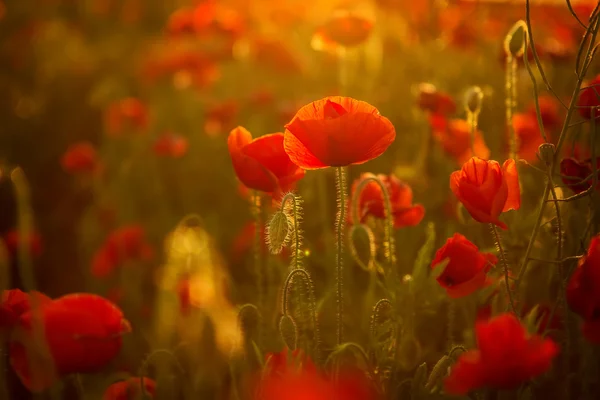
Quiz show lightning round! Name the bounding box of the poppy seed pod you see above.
[464,86,484,114]
[266,211,290,254]
[537,143,555,166]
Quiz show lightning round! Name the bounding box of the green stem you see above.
[280,193,303,271]
[447,300,456,348]
[490,224,518,315]
[335,167,348,345]
[252,192,264,347]
[351,176,395,269]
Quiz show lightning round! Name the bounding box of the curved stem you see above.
[335,167,348,345]
[351,176,396,269]
[280,193,303,271]
[348,224,377,272]
[490,224,518,315]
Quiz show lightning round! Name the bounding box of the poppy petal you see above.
[502,159,521,212]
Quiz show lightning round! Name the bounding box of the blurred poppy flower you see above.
[228,126,305,194]
[432,233,497,298]
[317,10,373,48]
[248,88,275,108]
[10,293,131,392]
[417,84,456,116]
[1,289,52,331]
[265,347,316,377]
[351,173,425,228]
[61,141,98,175]
[450,157,521,229]
[284,97,396,169]
[525,95,561,134]
[429,114,490,164]
[246,37,303,74]
[205,99,239,136]
[577,74,600,120]
[91,225,154,278]
[2,229,43,260]
[143,49,220,90]
[566,235,600,322]
[103,377,156,400]
[153,132,189,158]
[104,98,149,137]
[165,8,196,37]
[444,313,559,394]
[512,113,545,162]
[560,157,600,194]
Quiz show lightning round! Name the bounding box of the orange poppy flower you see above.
[91,225,154,278]
[317,10,373,48]
[450,157,521,229]
[429,114,490,164]
[103,377,156,400]
[512,113,545,162]
[153,132,189,158]
[61,141,98,174]
[432,233,497,298]
[228,127,305,194]
[351,173,425,228]
[283,97,396,169]
[104,98,149,136]
[9,293,131,392]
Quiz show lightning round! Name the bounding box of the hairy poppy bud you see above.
[266,211,290,254]
[504,21,527,58]
[464,86,484,115]
[537,143,555,166]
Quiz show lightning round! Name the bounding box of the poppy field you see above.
[2,0,600,399]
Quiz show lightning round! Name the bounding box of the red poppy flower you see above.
[284,97,396,169]
[228,127,305,194]
[104,98,149,137]
[103,377,156,400]
[581,319,600,344]
[512,113,545,162]
[429,114,490,164]
[91,225,154,278]
[560,157,600,194]
[351,173,425,228]
[444,313,559,394]
[566,235,600,322]
[205,99,239,136]
[165,8,196,37]
[450,157,521,229]
[153,132,189,158]
[416,83,456,116]
[61,141,98,174]
[1,289,52,331]
[317,10,373,48]
[2,229,43,260]
[526,95,561,134]
[142,49,220,89]
[431,233,497,298]
[577,75,600,120]
[10,293,131,392]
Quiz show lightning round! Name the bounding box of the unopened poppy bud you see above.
[537,143,555,166]
[426,355,453,390]
[266,211,290,254]
[504,21,527,58]
[464,86,484,114]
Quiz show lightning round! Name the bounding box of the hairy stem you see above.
[335,167,348,345]
[280,193,304,271]
[490,224,518,315]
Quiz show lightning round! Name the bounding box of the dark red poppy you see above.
[61,141,98,174]
[0,289,52,331]
[450,157,521,229]
[284,97,396,169]
[512,113,545,162]
[566,235,600,322]
[351,173,425,228]
[525,95,562,134]
[577,75,600,120]
[9,293,131,392]
[432,234,497,298]
[103,377,156,400]
[153,132,189,158]
[2,229,43,260]
[316,11,373,48]
[104,98,149,137]
[416,83,456,116]
[560,157,600,194]
[91,225,154,278]
[444,313,559,394]
[429,114,490,164]
[228,127,305,194]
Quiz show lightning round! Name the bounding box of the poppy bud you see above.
[464,86,484,115]
[266,211,290,254]
[503,21,527,59]
[537,143,555,166]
